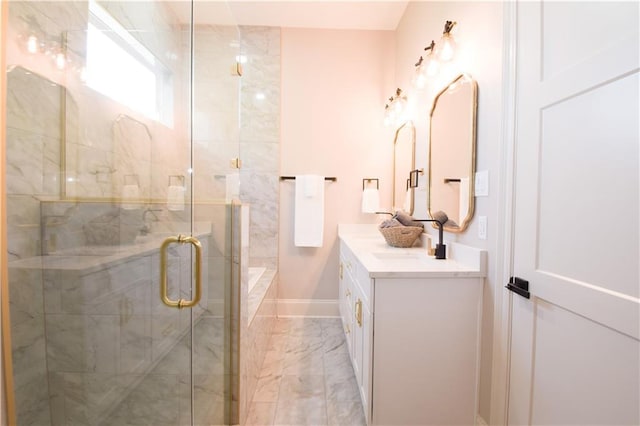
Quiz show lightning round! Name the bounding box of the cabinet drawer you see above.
[340,241,359,279]
[341,242,372,305]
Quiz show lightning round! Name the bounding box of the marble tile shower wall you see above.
[9,201,237,426]
[6,66,64,260]
[191,25,281,271]
[192,25,241,203]
[5,2,201,425]
[6,0,190,261]
[239,26,281,271]
[6,4,280,426]
[9,229,218,425]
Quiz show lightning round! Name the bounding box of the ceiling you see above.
[177,1,409,30]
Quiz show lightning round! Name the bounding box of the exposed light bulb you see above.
[437,33,456,62]
[413,69,427,89]
[55,52,66,70]
[425,55,440,77]
[27,35,38,53]
[393,97,406,116]
[412,40,441,90]
[383,88,410,127]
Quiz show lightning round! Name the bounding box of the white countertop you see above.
[338,224,487,279]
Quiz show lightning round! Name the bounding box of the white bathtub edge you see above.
[276,299,339,318]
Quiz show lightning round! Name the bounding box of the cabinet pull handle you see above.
[355,299,363,327]
[339,262,343,279]
[346,289,351,297]
[345,324,351,334]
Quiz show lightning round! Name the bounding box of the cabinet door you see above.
[360,295,372,424]
[352,292,363,383]
[352,279,373,423]
[338,259,347,326]
[372,278,482,425]
[339,257,354,356]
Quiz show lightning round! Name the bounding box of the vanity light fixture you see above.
[383,103,394,127]
[413,40,440,89]
[384,88,408,127]
[20,29,82,75]
[436,20,457,62]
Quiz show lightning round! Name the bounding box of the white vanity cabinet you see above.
[339,243,373,421]
[338,225,487,426]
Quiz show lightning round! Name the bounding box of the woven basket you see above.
[378,225,423,248]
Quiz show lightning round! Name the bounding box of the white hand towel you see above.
[459,177,470,224]
[294,175,324,247]
[122,184,140,210]
[167,185,185,211]
[361,188,380,213]
[402,188,412,213]
[225,173,240,203]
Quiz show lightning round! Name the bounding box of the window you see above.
[85,1,173,125]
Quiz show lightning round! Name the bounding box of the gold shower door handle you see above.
[160,235,202,309]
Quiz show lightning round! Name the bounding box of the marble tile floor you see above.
[246,317,366,426]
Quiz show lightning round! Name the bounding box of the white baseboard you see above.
[276,299,339,317]
[476,414,488,426]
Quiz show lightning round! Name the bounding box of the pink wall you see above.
[279,27,395,301]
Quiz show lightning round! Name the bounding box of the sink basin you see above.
[372,252,421,260]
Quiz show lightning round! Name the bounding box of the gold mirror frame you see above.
[427,74,478,233]
[392,121,416,215]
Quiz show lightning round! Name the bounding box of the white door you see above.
[507,1,640,425]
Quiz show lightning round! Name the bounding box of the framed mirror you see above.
[393,121,416,214]
[428,74,478,232]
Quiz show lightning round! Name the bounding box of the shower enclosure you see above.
[3,1,244,424]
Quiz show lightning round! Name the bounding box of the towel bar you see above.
[280,176,337,182]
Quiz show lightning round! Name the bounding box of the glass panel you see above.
[4,1,237,425]
[191,3,241,424]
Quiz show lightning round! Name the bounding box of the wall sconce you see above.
[413,40,439,89]
[19,29,84,77]
[436,20,457,62]
[384,88,408,127]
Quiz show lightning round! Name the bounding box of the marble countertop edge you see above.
[338,223,487,279]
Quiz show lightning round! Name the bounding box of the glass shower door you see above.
[4,1,238,425]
